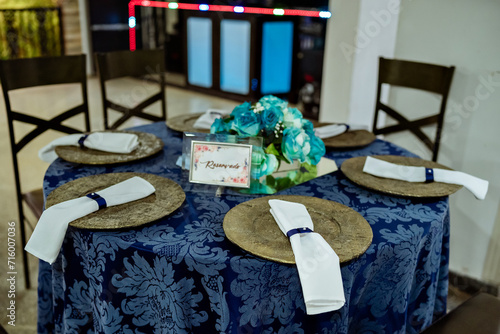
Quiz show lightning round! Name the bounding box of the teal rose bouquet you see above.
[211,95,326,185]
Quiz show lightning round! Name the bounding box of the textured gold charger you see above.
[223,195,373,264]
[55,131,163,165]
[341,155,463,198]
[311,121,376,148]
[322,130,376,148]
[45,172,185,229]
[166,112,211,133]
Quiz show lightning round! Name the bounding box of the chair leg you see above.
[17,204,31,289]
[16,196,32,289]
[20,217,31,289]
[372,109,379,133]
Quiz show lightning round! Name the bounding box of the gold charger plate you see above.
[45,172,185,229]
[55,131,163,165]
[223,195,373,264]
[310,121,376,148]
[341,155,463,198]
[166,112,211,133]
[322,130,376,148]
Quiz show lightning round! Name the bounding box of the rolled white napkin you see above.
[363,156,489,200]
[193,109,230,129]
[314,123,369,139]
[269,199,345,315]
[25,176,155,264]
[39,132,139,163]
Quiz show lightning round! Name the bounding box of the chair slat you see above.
[372,57,455,161]
[95,49,167,130]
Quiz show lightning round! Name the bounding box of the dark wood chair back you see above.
[95,49,167,130]
[372,57,455,161]
[0,54,90,288]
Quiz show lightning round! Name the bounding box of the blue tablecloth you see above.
[38,122,449,333]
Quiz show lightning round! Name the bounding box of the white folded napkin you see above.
[25,176,155,264]
[269,199,345,315]
[363,156,489,200]
[193,109,230,129]
[314,123,368,139]
[39,132,139,163]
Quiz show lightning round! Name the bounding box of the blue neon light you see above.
[261,21,294,94]
[128,16,136,28]
[319,11,331,18]
[187,17,212,88]
[220,20,251,95]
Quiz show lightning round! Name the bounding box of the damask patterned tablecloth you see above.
[38,122,449,334]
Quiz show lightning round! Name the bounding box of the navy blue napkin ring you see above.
[78,134,89,149]
[340,123,350,133]
[86,192,107,210]
[286,227,313,238]
[425,168,434,183]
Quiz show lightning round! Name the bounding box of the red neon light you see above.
[128,1,330,51]
[241,7,275,15]
[131,1,327,17]
[134,1,168,8]
[130,28,136,51]
[128,2,136,51]
[209,5,238,13]
[284,9,321,17]
[176,3,200,10]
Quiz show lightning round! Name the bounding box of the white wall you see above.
[321,0,500,283]
[348,0,400,128]
[319,0,361,123]
[391,0,500,282]
[78,0,93,74]
[321,0,400,127]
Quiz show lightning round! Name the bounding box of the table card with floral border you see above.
[189,141,252,188]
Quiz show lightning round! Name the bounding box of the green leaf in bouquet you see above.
[275,176,293,191]
[265,174,276,187]
[265,143,280,156]
[292,163,318,184]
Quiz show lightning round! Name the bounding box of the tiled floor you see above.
[0,76,472,333]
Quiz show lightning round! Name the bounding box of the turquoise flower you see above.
[261,105,284,133]
[210,118,229,134]
[307,135,326,165]
[257,95,287,110]
[301,119,314,134]
[230,109,262,137]
[251,146,279,178]
[283,107,303,129]
[281,127,311,163]
[230,101,252,117]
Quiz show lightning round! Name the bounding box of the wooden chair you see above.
[0,55,90,289]
[95,49,167,130]
[372,57,455,161]
[421,292,500,334]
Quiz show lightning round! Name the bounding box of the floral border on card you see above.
[189,141,252,188]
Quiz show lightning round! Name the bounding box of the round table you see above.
[38,122,449,334]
